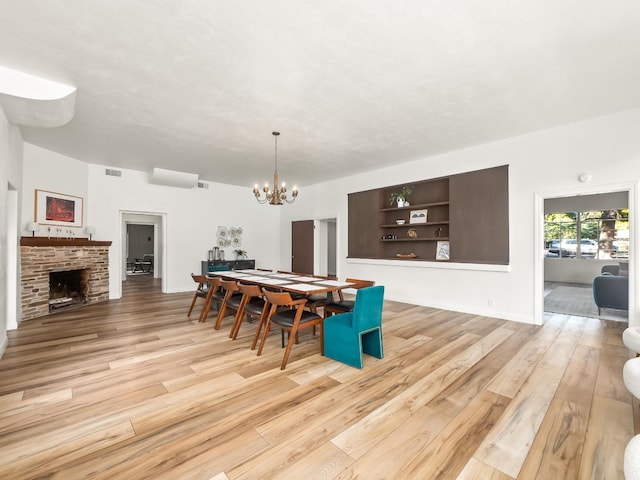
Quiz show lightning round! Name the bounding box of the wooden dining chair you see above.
[187,273,208,318]
[230,283,268,341]
[214,279,243,330]
[199,277,224,323]
[324,278,375,318]
[257,290,323,370]
[277,271,328,316]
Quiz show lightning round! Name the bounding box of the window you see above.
[545,209,628,259]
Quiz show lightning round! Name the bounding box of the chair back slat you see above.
[263,290,296,306]
[238,283,262,297]
[219,279,239,293]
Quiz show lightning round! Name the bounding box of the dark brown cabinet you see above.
[201,259,256,275]
[348,165,508,264]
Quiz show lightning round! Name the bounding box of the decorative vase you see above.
[397,198,404,208]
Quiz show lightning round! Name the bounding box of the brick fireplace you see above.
[20,237,112,320]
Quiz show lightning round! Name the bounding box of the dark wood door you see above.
[292,220,314,274]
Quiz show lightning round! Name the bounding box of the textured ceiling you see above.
[1,0,640,187]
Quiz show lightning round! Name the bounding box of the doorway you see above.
[317,218,337,278]
[536,185,635,326]
[291,218,338,277]
[120,211,166,295]
[126,224,154,275]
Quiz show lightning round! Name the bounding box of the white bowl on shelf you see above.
[396,219,406,225]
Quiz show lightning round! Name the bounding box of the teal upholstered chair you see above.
[323,285,384,368]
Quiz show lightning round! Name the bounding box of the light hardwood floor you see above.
[0,275,636,479]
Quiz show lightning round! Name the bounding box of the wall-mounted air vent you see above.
[197,182,209,189]
[105,168,122,177]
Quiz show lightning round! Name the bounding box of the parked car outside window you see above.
[547,239,598,257]
[579,239,598,256]
[560,239,578,256]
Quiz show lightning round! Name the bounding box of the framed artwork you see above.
[436,241,450,261]
[409,209,428,224]
[34,189,83,227]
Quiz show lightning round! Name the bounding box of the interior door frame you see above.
[119,210,167,295]
[534,181,637,327]
[289,216,339,277]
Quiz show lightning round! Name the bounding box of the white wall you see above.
[20,148,282,299]
[21,143,89,237]
[86,166,281,298]
[279,108,640,325]
[0,106,24,349]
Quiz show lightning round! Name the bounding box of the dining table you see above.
[205,269,355,299]
[205,270,357,360]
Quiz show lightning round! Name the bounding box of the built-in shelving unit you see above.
[347,165,509,264]
[377,176,449,260]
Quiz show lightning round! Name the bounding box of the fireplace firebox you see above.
[49,269,89,311]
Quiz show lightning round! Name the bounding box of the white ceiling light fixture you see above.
[253,132,298,205]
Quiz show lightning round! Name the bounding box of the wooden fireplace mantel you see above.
[20,237,112,247]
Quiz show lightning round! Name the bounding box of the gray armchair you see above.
[601,264,620,275]
[593,274,628,314]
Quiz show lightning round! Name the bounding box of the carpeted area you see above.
[544,284,628,321]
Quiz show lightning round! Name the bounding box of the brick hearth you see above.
[20,237,112,320]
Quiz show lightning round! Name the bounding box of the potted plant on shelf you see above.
[389,185,413,207]
[233,249,247,260]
